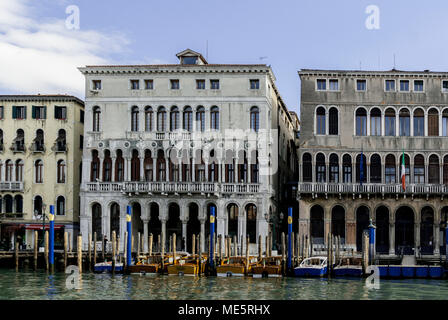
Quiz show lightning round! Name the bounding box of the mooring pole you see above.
[126,205,132,268]
[49,205,55,273]
[287,207,293,272]
[368,219,376,265]
[209,206,215,270]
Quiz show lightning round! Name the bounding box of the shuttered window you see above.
[428,109,439,136]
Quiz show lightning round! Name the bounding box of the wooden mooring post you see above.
[258,235,262,261]
[33,230,38,271]
[149,234,153,258]
[281,232,286,274]
[77,234,82,274]
[87,233,91,272]
[15,241,19,271]
[291,232,295,267]
[173,233,177,264]
[233,235,237,257]
[64,231,68,271]
[137,232,141,260]
[265,235,269,258]
[245,236,250,272]
[124,231,128,267]
[117,236,120,263]
[102,235,105,261]
[192,234,196,257]
[93,232,97,265]
[112,231,116,274]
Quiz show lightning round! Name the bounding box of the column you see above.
[424,111,428,137]
[410,113,414,136]
[415,221,420,256]
[395,113,399,137]
[367,110,371,136]
[152,157,156,181]
[192,156,195,182]
[125,158,130,181]
[98,156,103,181]
[143,220,148,253]
[161,219,167,251]
[366,161,370,183]
[381,110,385,136]
[165,159,169,182]
[111,157,116,182]
[140,156,144,181]
[324,217,331,247]
[325,110,329,135]
[182,220,187,251]
[389,222,395,255]
[200,219,205,253]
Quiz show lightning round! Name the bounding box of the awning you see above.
[1,224,25,233]
[25,224,64,230]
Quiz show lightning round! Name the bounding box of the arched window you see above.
[15,159,23,182]
[182,106,193,132]
[225,150,235,183]
[170,106,179,131]
[370,154,381,183]
[356,154,366,183]
[4,195,13,213]
[90,150,100,182]
[414,155,425,184]
[131,149,140,181]
[250,106,260,132]
[196,106,205,132]
[56,196,65,215]
[343,154,352,183]
[356,108,367,136]
[428,108,439,136]
[332,205,345,241]
[102,150,111,182]
[115,149,124,182]
[195,150,206,182]
[385,154,396,183]
[14,195,23,213]
[429,155,440,184]
[57,129,66,151]
[246,204,257,243]
[156,150,166,181]
[15,129,25,151]
[93,106,101,132]
[250,151,259,183]
[145,106,153,131]
[413,108,424,136]
[370,108,381,136]
[57,159,66,183]
[316,153,326,183]
[444,155,448,185]
[329,107,338,135]
[35,160,43,183]
[316,107,326,135]
[110,203,120,236]
[210,106,219,130]
[92,203,102,240]
[33,196,43,215]
[5,160,12,181]
[227,204,239,238]
[144,150,153,181]
[302,153,312,182]
[329,153,339,183]
[157,106,166,131]
[443,109,448,136]
[399,108,410,136]
[400,154,410,186]
[310,205,324,243]
[131,106,139,131]
[385,108,396,136]
[34,129,44,151]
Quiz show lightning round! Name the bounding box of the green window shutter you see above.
[24,106,27,119]
[54,106,57,118]
[44,106,47,119]
[12,106,16,119]
[32,106,36,119]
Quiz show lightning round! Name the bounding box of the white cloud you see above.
[0,0,130,98]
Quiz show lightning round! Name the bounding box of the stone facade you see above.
[78,49,298,253]
[298,69,448,257]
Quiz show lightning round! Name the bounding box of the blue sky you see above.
[2,0,448,114]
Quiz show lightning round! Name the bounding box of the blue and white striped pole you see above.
[209,206,215,269]
[49,205,55,272]
[287,207,293,270]
[368,219,376,265]
[127,205,132,267]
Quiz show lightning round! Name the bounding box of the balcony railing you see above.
[0,182,24,192]
[298,183,448,195]
[84,181,260,195]
[0,212,24,219]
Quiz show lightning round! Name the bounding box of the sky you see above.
[1,0,448,115]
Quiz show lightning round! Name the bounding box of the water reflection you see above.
[1,269,448,300]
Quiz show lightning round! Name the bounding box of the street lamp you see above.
[34,203,47,247]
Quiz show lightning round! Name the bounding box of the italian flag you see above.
[401,151,406,191]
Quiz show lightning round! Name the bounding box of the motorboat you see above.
[294,257,328,277]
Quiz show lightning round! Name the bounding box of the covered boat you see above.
[333,257,363,277]
[167,255,207,276]
[216,257,257,277]
[94,261,124,273]
[128,255,162,275]
[252,257,283,278]
[294,257,328,277]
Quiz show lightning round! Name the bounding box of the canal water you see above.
[0,269,447,300]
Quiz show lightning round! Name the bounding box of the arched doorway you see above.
[92,203,102,241]
[110,202,120,238]
[186,203,200,253]
[246,204,257,243]
[331,205,345,243]
[440,207,448,254]
[356,206,370,252]
[310,205,324,244]
[420,206,434,255]
[167,203,181,250]
[227,204,239,239]
[131,203,143,249]
[395,206,415,255]
[148,203,161,248]
[376,206,389,254]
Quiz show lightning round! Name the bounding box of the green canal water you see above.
[0,269,447,300]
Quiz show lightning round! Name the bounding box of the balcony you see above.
[84,181,260,195]
[10,143,25,153]
[0,182,24,192]
[30,142,45,153]
[0,212,24,220]
[298,183,448,196]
